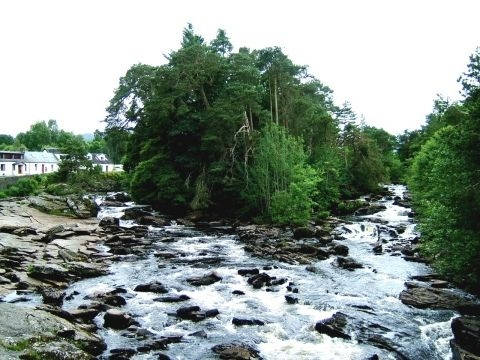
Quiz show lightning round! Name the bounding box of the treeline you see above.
[0,119,128,163]
[399,48,480,290]
[106,25,401,224]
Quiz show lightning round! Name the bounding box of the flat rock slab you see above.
[400,286,480,314]
[0,303,105,359]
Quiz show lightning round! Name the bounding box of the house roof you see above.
[89,153,112,164]
[24,151,58,163]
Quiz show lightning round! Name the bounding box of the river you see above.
[62,185,462,359]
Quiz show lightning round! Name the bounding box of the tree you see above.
[0,134,14,146]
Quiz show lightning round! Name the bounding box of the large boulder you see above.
[0,303,105,359]
[186,272,222,286]
[104,309,133,330]
[451,316,480,357]
[400,286,480,314]
[293,226,316,239]
[315,312,351,340]
[29,194,98,219]
[212,343,261,360]
[354,205,387,216]
[335,256,364,271]
[134,281,168,294]
[121,206,153,221]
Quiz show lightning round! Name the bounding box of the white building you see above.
[24,151,59,175]
[0,150,122,177]
[0,151,27,176]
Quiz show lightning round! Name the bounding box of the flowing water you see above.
[62,185,466,360]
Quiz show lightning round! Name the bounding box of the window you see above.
[12,164,15,171]
[35,164,38,170]
[51,164,54,170]
[0,164,4,171]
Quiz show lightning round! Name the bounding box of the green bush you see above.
[4,177,42,197]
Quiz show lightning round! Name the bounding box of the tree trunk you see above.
[269,78,273,123]
[200,85,210,109]
[249,105,253,131]
[274,76,279,125]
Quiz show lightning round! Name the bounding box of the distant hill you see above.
[81,133,94,141]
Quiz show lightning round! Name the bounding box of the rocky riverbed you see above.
[0,187,478,359]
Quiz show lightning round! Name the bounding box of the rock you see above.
[0,303,105,357]
[186,272,222,286]
[293,226,316,239]
[176,305,201,320]
[354,205,387,216]
[106,192,132,203]
[232,317,265,326]
[238,268,260,276]
[104,309,133,330]
[232,290,245,295]
[451,316,480,356]
[331,243,349,256]
[372,242,383,254]
[66,196,99,218]
[306,265,320,273]
[102,200,125,207]
[336,256,364,271]
[121,206,153,220]
[153,294,190,303]
[27,263,70,282]
[70,308,101,322]
[137,215,168,227]
[285,295,298,304]
[40,224,67,242]
[100,217,120,227]
[67,262,109,279]
[190,330,208,338]
[41,288,66,306]
[134,281,168,294]
[399,286,480,314]
[109,348,137,359]
[315,312,351,340]
[247,273,272,289]
[212,343,261,360]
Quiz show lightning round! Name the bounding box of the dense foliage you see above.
[106,25,398,224]
[399,48,480,290]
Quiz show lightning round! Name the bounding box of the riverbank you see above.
[0,187,479,359]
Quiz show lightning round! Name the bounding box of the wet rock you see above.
[70,308,101,322]
[247,272,272,289]
[41,288,66,306]
[238,268,260,276]
[190,330,208,338]
[232,317,265,326]
[109,348,137,360]
[100,217,120,227]
[451,316,480,356]
[399,286,480,314]
[232,290,245,295]
[134,281,168,294]
[137,215,168,227]
[372,242,383,254]
[104,309,133,330]
[176,305,217,322]
[153,294,190,303]
[102,200,125,207]
[336,256,364,271]
[305,265,320,273]
[106,192,132,203]
[285,295,298,304]
[29,194,98,219]
[331,243,349,256]
[121,206,153,220]
[186,272,222,286]
[293,226,316,239]
[212,343,261,360]
[354,205,387,216]
[315,312,351,340]
[67,262,109,279]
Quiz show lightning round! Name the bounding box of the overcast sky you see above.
[1,0,479,136]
